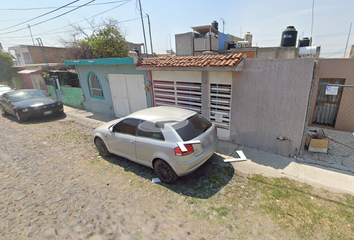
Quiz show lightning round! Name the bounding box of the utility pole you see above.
[311,0,314,45]
[138,0,148,57]
[28,25,35,45]
[146,14,154,56]
[344,22,352,57]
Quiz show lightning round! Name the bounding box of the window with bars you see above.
[88,72,104,98]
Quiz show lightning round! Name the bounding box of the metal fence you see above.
[301,82,354,171]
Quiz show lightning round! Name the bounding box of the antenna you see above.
[221,18,226,33]
[311,0,314,44]
[344,22,352,57]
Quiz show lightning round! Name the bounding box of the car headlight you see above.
[57,102,62,106]
[22,108,29,112]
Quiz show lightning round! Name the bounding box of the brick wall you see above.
[28,46,67,64]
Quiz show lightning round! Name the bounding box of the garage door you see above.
[108,74,147,117]
[153,80,202,113]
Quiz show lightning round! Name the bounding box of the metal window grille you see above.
[210,83,231,130]
[89,74,103,97]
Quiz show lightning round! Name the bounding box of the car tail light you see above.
[174,144,194,156]
[215,125,217,134]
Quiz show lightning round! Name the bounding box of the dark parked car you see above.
[0,89,64,122]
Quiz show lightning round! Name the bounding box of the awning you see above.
[17,69,40,74]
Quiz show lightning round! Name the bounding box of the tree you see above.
[0,51,14,86]
[65,19,129,59]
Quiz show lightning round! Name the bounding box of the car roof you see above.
[127,106,196,122]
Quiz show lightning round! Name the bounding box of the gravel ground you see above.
[0,114,287,239]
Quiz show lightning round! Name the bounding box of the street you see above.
[0,114,290,239]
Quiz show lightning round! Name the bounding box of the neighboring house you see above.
[15,67,47,92]
[137,53,315,157]
[309,58,354,132]
[176,22,320,59]
[8,45,67,66]
[65,57,152,117]
[175,22,243,56]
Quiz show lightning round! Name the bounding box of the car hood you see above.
[13,97,58,108]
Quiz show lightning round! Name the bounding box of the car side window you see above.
[137,121,165,141]
[112,118,140,136]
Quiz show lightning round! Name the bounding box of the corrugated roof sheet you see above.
[138,53,244,68]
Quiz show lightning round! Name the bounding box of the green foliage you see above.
[82,27,128,58]
[70,19,129,59]
[0,51,14,84]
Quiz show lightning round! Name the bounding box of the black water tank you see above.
[227,41,236,50]
[212,21,218,30]
[281,26,298,47]
[299,37,310,47]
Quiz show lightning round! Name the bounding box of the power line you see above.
[0,0,80,32]
[0,0,95,36]
[0,1,129,11]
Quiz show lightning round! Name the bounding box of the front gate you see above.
[301,81,354,170]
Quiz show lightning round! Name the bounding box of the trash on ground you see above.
[223,150,247,162]
[152,178,161,183]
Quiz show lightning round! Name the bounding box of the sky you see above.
[0,0,353,58]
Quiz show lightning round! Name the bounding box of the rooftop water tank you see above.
[244,32,253,47]
[299,37,310,47]
[281,26,298,47]
[212,21,218,31]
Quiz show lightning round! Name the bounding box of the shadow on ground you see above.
[2,112,66,124]
[101,153,234,199]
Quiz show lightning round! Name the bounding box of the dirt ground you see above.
[0,114,288,239]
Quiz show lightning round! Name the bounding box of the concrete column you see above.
[201,71,210,119]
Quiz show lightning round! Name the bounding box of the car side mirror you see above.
[108,126,113,133]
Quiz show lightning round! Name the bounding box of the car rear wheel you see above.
[15,111,24,122]
[94,138,111,157]
[154,159,178,184]
[1,106,7,116]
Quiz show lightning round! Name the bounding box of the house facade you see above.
[138,54,315,157]
[65,58,152,117]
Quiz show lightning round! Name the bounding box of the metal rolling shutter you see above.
[153,80,202,113]
[210,83,232,130]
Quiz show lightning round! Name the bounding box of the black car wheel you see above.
[154,159,178,184]
[0,106,7,116]
[94,138,111,157]
[15,111,25,122]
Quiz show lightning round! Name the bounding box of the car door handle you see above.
[129,140,134,144]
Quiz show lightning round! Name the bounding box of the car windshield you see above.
[10,91,48,102]
[171,113,212,141]
[0,86,12,92]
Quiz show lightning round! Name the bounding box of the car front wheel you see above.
[1,106,7,116]
[94,137,111,157]
[154,159,178,184]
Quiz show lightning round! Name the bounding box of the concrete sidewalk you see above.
[63,105,354,195]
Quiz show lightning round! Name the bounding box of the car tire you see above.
[154,159,178,184]
[15,111,24,122]
[1,106,7,116]
[94,137,111,157]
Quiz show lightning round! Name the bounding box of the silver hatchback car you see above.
[93,106,219,183]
